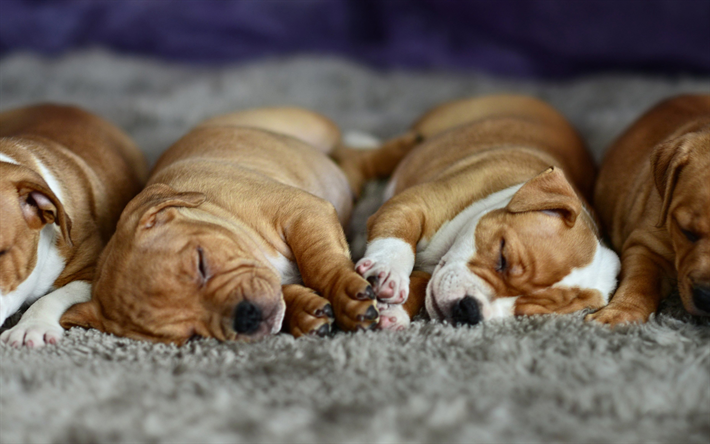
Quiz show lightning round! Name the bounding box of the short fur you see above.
[0,104,147,347]
[356,95,620,328]
[588,94,710,325]
[60,107,412,344]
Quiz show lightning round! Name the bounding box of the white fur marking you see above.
[0,281,91,347]
[553,242,620,303]
[357,237,415,303]
[0,224,65,326]
[0,152,20,165]
[342,131,381,149]
[488,297,519,320]
[266,251,302,285]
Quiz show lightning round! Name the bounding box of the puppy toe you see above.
[585,304,648,326]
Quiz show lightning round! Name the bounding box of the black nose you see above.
[233,300,262,334]
[692,286,710,313]
[451,296,482,326]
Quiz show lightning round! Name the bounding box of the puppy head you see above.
[652,126,710,315]
[60,184,285,344]
[0,161,72,297]
[426,167,620,324]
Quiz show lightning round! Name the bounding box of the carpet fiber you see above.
[1,51,709,443]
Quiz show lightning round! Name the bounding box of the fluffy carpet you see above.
[1,50,709,444]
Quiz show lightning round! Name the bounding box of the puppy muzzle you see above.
[425,262,493,324]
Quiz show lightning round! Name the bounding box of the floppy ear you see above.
[60,300,104,331]
[130,183,206,229]
[507,167,581,227]
[651,135,692,228]
[16,178,73,246]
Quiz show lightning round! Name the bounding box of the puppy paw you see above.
[328,273,379,332]
[355,258,410,304]
[0,320,64,348]
[376,303,411,331]
[585,304,649,326]
[356,238,414,304]
[282,285,335,338]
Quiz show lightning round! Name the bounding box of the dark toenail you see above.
[364,305,378,320]
[322,304,334,318]
[356,286,376,300]
[315,323,330,337]
[368,322,378,331]
[414,134,424,143]
[367,276,378,286]
[365,286,375,299]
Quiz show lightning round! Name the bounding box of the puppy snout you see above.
[233,300,262,334]
[451,296,482,326]
[692,285,710,313]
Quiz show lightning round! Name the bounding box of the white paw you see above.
[376,303,411,331]
[0,320,64,348]
[356,257,410,303]
[356,238,414,304]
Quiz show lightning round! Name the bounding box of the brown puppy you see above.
[59,107,410,344]
[355,95,620,329]
[0,104,147,347]
[587,94,710,325]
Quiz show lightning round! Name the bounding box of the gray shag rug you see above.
[1,50,709,444]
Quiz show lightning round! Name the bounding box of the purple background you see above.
[1,0,709,78]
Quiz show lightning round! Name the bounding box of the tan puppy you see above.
[587,94,710,325]
[0,104,147,347]
[356,95,620,329]
[59,107,411,344]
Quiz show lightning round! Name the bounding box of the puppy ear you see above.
[651,135,692,228]
[60,300,104,331]
[128,183,206,229]
[507,167,581,227]
[16,179,73,246]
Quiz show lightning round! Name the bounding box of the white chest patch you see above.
[416,184,524,273]
[266,251,302,285]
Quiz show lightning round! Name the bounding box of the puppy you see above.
[587,94,710,325]
[355,95,620,329]
[0,104,147,347]
[59,107,412,344]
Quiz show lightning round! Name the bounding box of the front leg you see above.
[355,189,431,304]
[0,280,91,348]
[586,245,669,325]
[282,199,378,331]
[282,284,335,338]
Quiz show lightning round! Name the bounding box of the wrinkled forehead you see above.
[476,209,596,263]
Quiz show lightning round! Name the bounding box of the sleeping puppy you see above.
[0,104,147,347]
[59,107,413,344]
[587,94,710,325]
[355,95,621,329]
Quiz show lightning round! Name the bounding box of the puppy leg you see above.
[377,271,430,331]
[283,199,379,331]
[332,131,420,197]
[586,246,668,325]
[0,280,91,348]
[281,284,335,338]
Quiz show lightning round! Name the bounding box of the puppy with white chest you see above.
[587,94,710,325]
[59,107,413,344]
[0,104,148,347]
[356,95,621,329]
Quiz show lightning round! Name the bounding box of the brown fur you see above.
[60,107,410,344]
[0,104,147,298]
[365,95,605,320]
[587,94,710,325]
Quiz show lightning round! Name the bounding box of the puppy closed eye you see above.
[196,247,209,283]
[681,229,700,243]
[496,238,507,273]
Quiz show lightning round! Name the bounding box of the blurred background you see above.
[1,0,709,79]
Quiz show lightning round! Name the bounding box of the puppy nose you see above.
[233,300,262,334]
[692,286,710,313]
[451,296,482,326]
